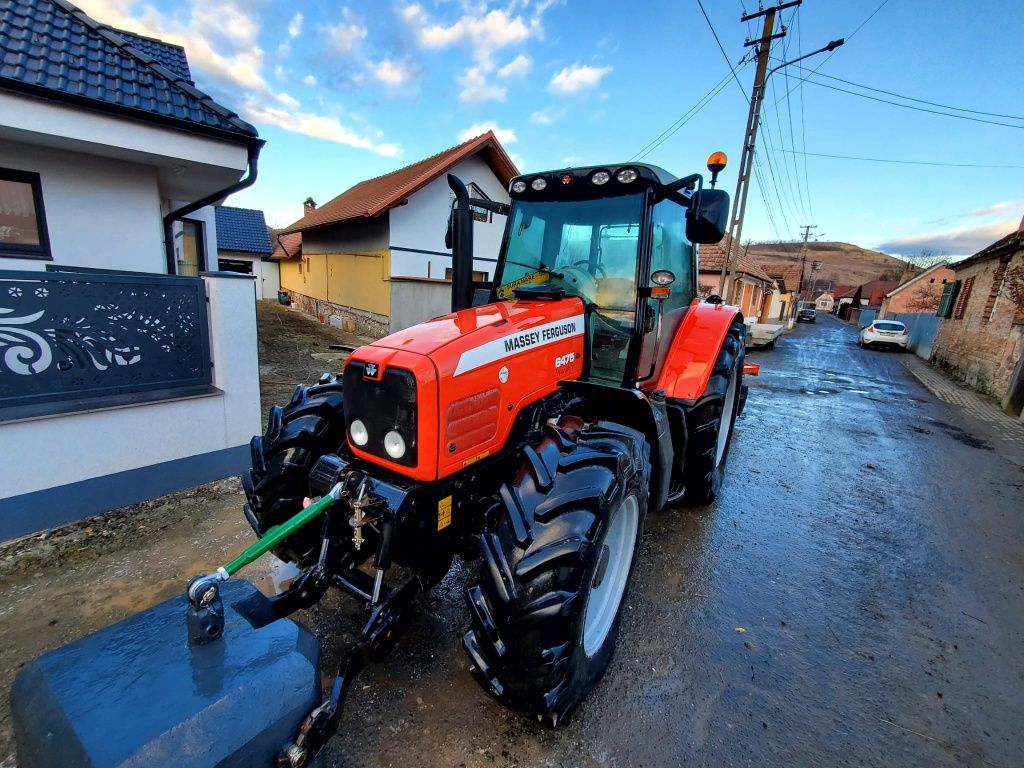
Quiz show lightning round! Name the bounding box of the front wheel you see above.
[678,319,745,507]
[464,417,650,726]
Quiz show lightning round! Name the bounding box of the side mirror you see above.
[686,188,730,244]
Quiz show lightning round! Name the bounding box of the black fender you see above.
[558,380,673,512]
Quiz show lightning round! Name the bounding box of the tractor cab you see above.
[484,162,729,386]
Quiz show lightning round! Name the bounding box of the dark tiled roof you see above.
[115,29,191,83]
[282,132,519,234]
[0,0,257,141]
[215,206,272,254]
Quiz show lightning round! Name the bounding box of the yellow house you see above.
[274,132,518,336]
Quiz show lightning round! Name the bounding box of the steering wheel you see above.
[574,260,607,277]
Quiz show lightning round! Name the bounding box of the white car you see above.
[859,320,909,350]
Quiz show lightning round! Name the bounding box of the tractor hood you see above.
[370,297,586,365]
[344,296,586,482]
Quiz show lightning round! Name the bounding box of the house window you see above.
[177,219,206,276]
[953,276,974,320]
[0,168,51,260]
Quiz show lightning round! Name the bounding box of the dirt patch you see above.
[256,301,370,426]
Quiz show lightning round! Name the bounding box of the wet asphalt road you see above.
[314,314,1024,768]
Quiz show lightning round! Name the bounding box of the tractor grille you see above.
[343,362,418,467]
[445,388,500,449]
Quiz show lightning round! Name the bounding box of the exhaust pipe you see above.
[446,174,474,313]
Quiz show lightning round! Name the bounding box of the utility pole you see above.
[788,224,816,323]
[718,0,801,298]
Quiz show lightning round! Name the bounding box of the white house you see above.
[274,132,518,336]
[215,205,280,300]
[0,0,264,539]
[815,292,835,312]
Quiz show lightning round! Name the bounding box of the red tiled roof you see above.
[281,132,519,234]
[271,231,302,260]
[698,235,774,284]
[761,262,803,294]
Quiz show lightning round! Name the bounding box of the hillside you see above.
[747,241,910,294]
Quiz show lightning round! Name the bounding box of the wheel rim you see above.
[582,494,639,657]
[715,363,739,466]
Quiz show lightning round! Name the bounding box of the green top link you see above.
[223,487,341,576]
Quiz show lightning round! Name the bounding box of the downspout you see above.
[163,141,263,274]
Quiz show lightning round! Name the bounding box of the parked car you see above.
[797,307,817,323]
[859,320,909,350]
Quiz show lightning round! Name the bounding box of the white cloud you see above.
[969,201,1024,218]
[327,9,368,54]
[549,63,612,94]
[403,3,547,68]
[73,0,401,155]
[458,122,517,145]
[498,54,532,78]
[374,60,408,85]
[876,218,1020,256]
[530,106,566,126]
[459,66,507,103]
[243,100,400,156]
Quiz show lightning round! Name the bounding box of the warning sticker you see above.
[496,270,550,299]
[437,495,453,531]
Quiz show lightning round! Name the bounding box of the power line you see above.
[789,75,1024,130]
[697,0,749,103]
[783,64,1024,121]
[782,6,808,220]
[629,69,741,161]
[795,7,814,220]
[772,148,1024,169]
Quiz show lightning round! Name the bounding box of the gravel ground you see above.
[2,309,1022,767]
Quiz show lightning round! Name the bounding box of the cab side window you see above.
[650,199,693,312]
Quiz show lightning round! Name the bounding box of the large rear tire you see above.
[242,377,346,566]
[464,417,650,726]
[679,319,745,507]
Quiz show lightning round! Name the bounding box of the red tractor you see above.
[244,156,749,746]
[13,155,753,768]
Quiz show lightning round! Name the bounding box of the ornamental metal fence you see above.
[0,267,212,421]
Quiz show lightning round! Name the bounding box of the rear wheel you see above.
[464,417,650,726]
[242,377,346,566]
[679,319,745,507]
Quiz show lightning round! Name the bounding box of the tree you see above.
[904,281,944,313]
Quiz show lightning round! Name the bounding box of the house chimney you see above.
[303,197,317,215]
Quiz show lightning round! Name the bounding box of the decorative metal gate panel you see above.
[0,268,212,420]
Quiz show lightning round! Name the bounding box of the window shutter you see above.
[937,280,958,317]
[953,276,974,320]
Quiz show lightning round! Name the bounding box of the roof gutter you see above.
[163,140,263,274]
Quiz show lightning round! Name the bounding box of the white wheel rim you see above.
[582,494,639,657]
[715,363,739,466]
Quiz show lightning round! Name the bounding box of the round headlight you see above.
[531,177,548,191]
[350,419,369,446]
[591,170,611,185]
[511,180,527,193]
[616,168,639,183]
[384,430,406,459]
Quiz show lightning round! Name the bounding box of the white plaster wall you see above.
[388,155,510,281]
[0,140,165,273]
[217,251,281,300]
[0,274,261,498]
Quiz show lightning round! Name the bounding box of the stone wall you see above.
[932,250,1024,400]
[287,292,389,338]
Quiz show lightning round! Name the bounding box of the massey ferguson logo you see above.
[555,352,576,368]
[363,362,379,378]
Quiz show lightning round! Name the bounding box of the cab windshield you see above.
[495,195,644,313]
[494,194,644,384]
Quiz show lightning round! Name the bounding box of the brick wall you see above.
[932,250,1024,399]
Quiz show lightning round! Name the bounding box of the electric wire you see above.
[772,148,1024,169]
[697,0,749,103]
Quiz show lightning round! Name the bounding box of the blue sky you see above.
[80,0,1023,256]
